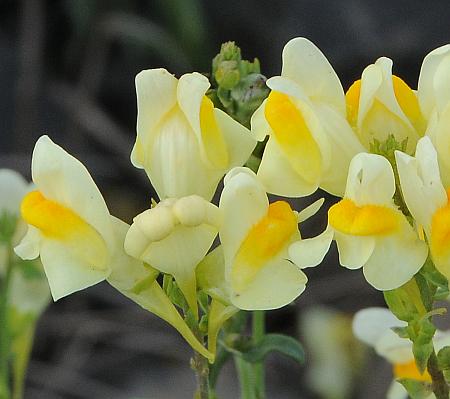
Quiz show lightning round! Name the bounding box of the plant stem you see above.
[191,348,210,399]
[0,247,13,399]
[252,311,265,399]
[234,356,255,399]
[427,350,449,399]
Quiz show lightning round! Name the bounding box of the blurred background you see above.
[1,1,450,398]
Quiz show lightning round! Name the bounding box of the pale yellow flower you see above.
[251,37,364,197]
[346,57,426,153]
[219,167,332,310]
[396,136,450,280]
[132,69,256,200]
[327,153,428,290]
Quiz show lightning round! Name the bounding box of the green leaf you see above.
[398,378,432,399]
[437,346,450,371]
[410,318,435,374]
[239,334,305,364]
[392,326,410,339]
[384,288,418,322]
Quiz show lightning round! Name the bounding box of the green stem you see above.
[427,350,449,399]
[252,311,265,399]
[0,247,13,399]
[234,356,255,399]
[191,349,210,399]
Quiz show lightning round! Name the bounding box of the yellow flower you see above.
[396,136,450,280]
[124,195,222,316]
[328,153,428,290]
[251,37,364,197]
[417,44,450,187]
[353,307,447,399]
[346,57,426,153]
[132,69,256,200]
[219,167,332,310]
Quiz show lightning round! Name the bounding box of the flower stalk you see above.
[0,246,12,399]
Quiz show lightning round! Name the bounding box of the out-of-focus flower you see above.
[124,195,221,316]
[327,153,428,290]
[301,306,366,399]
[251,37,364,197]
[353,307,450,399]
[396,136,450,280]
[218,167,332,310]
[132,69,256,201]
[346,57,426,153]
[417,44,450,187]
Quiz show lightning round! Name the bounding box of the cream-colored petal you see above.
[334,230,376,269]
[40,239,109,301]
[214,108,256,168]
[266,76,310,104]
[147,113,221,200]
[375,329,413,364]
[432,104,450,187]
[357,63,383,127]
[418,44,450,119]
[250,99,272,141]
[231,257,307,310]
[14,226,41,260]
[387,381,409,399]
[345,153,395,206]
[433,54,450,113]
[219,168,268,270]
[352,307,405,348]
[363,220,428,290]
[288,227,333,268]
[281,37,345,113]
[257,136,318,197]
[297,198,324,223]
[132,68,178,168]
[395,137,447,230]
[31,136,114,250]
[0,169,28,215]
[314,104,365,197]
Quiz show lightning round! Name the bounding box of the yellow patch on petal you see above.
[431,189,450,262]
[265,91,322,184]
[231,201,297,293]
[328,198,400,236]
[199,96,229,168]
[392,75,426,134]
[345,79,361,127]
[21,191,108,270]
[393,360,431,382]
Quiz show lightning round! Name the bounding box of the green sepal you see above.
[392,326,410,339]
[384,287,418,322]
[410,318,436,374]
[437,346,450,371]
[420,258,449,301]
[398,378,432,399]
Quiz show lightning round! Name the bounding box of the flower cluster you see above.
[12,38,450,384]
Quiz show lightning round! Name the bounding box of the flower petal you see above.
[363,219,428,290]
[14,226,41,260]
[334,230,375,269]
[288,227,333,268]
[230,257,307,310]
[281,37,345,113]
[250,99,272,141]
[132,68,178,168]
[0,169,29,215]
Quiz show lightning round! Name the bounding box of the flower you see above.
[352,307,450,399]
[14,136,212,359]
[395,136,450,280]
[124,194,222,316]
[251,37,364,197]
[346,57,426,153]
[218,167,332,310]
[15,135,116,301]
[417,44,450,187]
[132,69,256,201]
[327,152,428,290]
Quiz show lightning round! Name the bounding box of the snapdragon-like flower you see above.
[218,167,332,310]
[251,37,364,197]
[396,136,450,280]
[417,44,450,186]
[346,57,425,153]
[125,195,221,316]
[14,136,212,359]
[327,153,428,290]
[132,69,256,200]
[353,307,450,399]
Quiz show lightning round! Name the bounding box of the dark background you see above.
[1,1,449,398]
